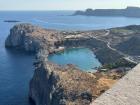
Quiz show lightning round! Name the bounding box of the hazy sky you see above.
[0,0,140,10]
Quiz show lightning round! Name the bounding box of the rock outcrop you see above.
[29,55,94,105]
[5,23,62,53]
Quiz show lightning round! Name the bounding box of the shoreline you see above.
[5,23,138,105]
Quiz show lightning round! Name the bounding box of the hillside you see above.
[74,6,140,18]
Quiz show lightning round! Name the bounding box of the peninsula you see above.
[5,23,140,105]
[74,6,140,18]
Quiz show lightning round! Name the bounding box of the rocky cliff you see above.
[5,23,62,53]
[29,53,94,105]
[5,23,140,105]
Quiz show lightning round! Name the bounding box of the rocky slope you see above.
[116,36,140,56]
[5,23,140,105]
[29,50,123,105]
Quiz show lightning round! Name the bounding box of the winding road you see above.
[91,30,138,64]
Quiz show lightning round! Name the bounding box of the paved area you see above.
[91,64,140,105]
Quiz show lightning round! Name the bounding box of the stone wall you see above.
[91,64,140,105]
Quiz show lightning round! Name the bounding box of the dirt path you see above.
[91,30,138,64]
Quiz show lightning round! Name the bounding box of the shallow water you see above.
[48,48,101,71]
[1,11,140,105]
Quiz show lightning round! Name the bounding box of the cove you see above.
[48,48,101,71]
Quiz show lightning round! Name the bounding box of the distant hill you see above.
[73,6,140,18]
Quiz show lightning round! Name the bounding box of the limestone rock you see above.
[5,23,61,52]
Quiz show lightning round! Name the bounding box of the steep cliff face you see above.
[29,54,94,105]
[29,61,59,105]
[5,24,40,52]
[5,23,62,52]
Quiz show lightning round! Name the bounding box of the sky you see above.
[0,0,140,11]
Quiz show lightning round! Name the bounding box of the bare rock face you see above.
[29,61,93,105]
[29,50,94,105]
[5,23,62,52]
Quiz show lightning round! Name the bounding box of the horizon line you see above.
[0,6,139,11]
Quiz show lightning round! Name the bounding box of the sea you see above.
[1,11,140,105]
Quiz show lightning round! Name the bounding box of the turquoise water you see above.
[48,48,101,71]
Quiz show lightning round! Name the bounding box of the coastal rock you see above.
[5,23,140,105]
[5,23,62,52]
[29,60,94,105]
